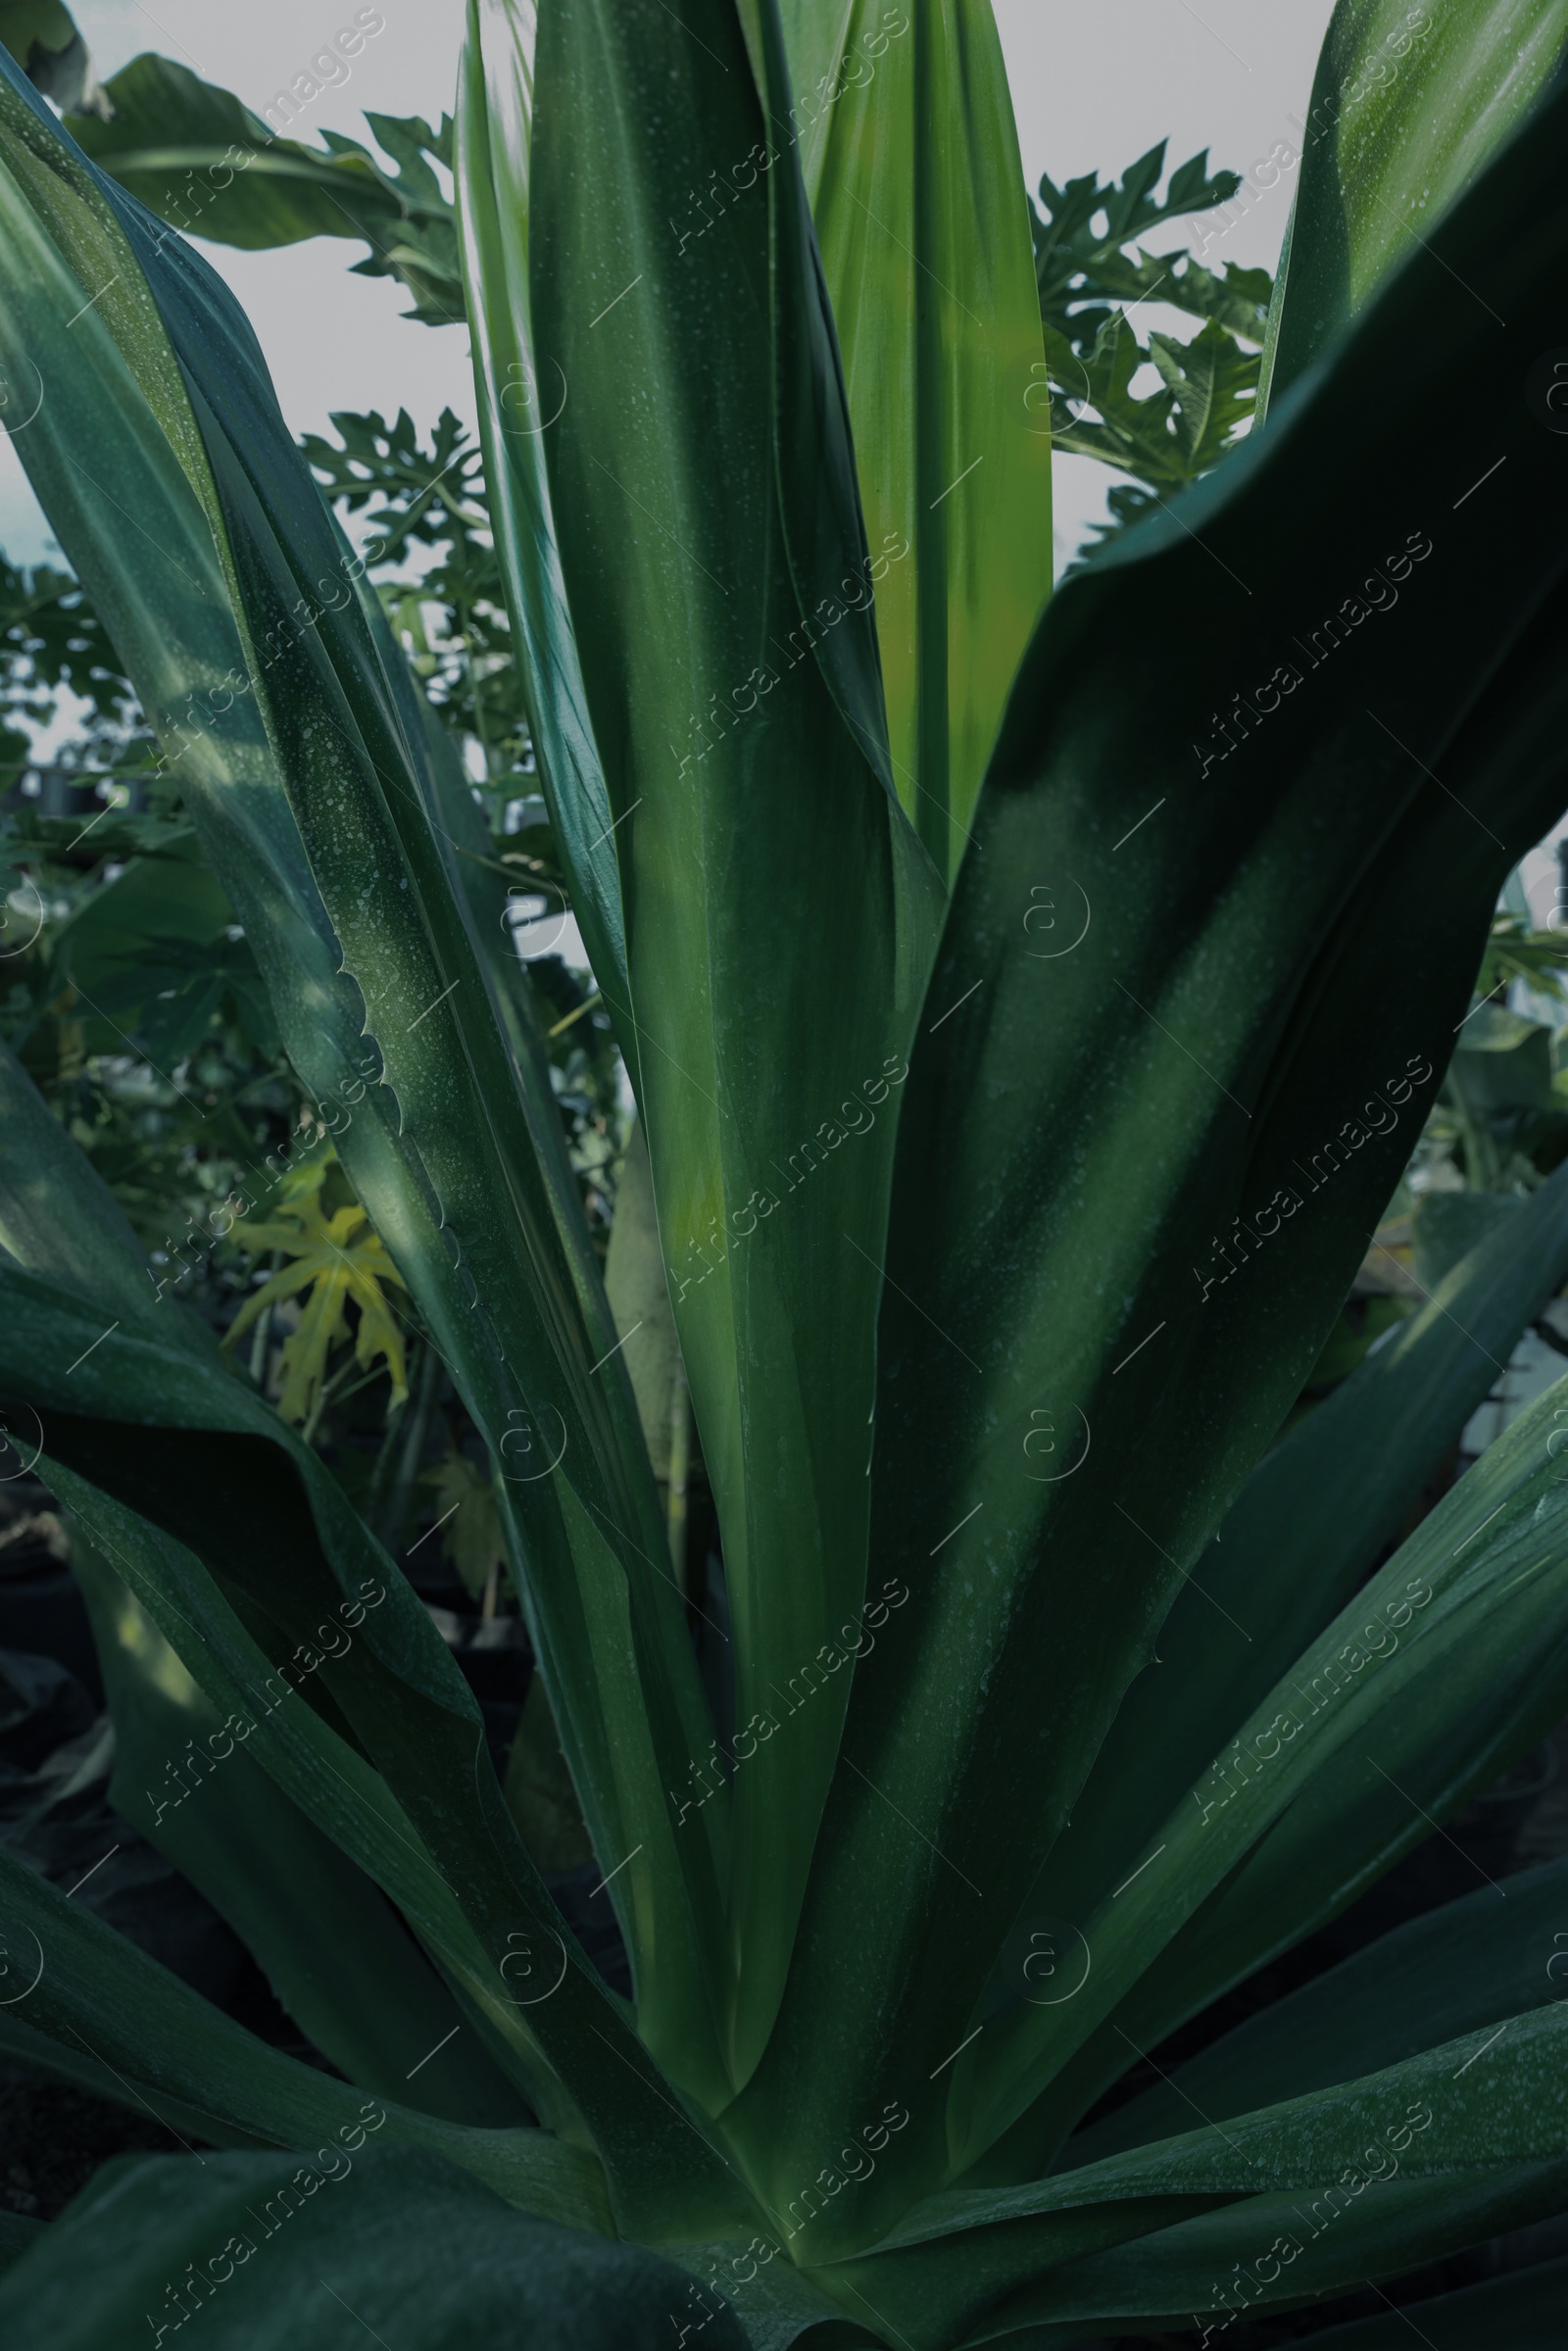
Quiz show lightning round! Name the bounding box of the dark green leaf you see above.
[0,47,736,2128]
[1291,2253,1568,2347]
[993,1151,1568,2021]
[71,1523,530,2126]
[0,1847,612,2228]
[1068,1857,1568,2166]
[726,62,1568,2251]
[1259,0,1568,415]
[517,0,944,2082]
[0,2148,740,2347]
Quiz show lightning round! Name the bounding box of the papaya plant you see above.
[0,2,1567,2346]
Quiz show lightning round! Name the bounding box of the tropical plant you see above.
[0,3,1566,2347]
[1032,140,1275,548]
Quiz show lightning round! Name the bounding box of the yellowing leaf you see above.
[224,1155,408,1429]
[423,1440,506,1602]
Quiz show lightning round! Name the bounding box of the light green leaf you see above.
[225,1159,409,1427]
[424,1438,507,1601]
[604,1119,683,1490]
[455,0,629,1010]
[510,0,944,2084]
[1259,0,1568,416]
[779,0,1054,878]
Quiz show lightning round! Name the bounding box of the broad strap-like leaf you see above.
[1024,1152,1568,1953]
[71,1524,530,2127]
[979,2161,1568,2342]
[42,1458,776,2241]
[777,0,1054,879]
[956,1362,1568,2167]
[1065,1857,1568,2168]
[1258,0,1568,415]
[725,59,1568,2249]
[0,1849,610,2228]
[0,49,733,2111]
[514,0,944,2083]
[0,1041,756,2238]
[814,2007,1568,2348]
[0,2149,743,2349]
[456,1,629,1007]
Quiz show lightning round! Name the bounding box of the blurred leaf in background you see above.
[224,1150,410,1435]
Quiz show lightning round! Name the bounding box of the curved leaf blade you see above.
[1026,1151,1568,1948]
[71,1525,529,2127]
[0,51,732,2106]
[1067,1857,1568,2168]
[960,1358,1568,2164]
[1258,0,1568,415]
[0,2148,737,2348]
[728,61,1568,2249]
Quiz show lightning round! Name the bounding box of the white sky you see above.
[5,0,1563,911]
[1,0,1335,566]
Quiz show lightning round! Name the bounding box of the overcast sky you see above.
[16,1,1563,912]
[1,0,1339,571]
[11,4,1559,912]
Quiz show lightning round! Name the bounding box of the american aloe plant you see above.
[1,2,1568,2344]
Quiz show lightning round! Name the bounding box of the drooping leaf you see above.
[0,0,106,117]
[777,0,1054,878]
[0,1036,753,2236]
[996,1149,1568,2011]
[0,1842,612,2227]
[70,1523,530,2127]
[971,2161,1568,2342]
[819,2008,1568,2346]
[0,47,734,2118]
[1066,1856,1568,2167]
[956,1360,1568,2172]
